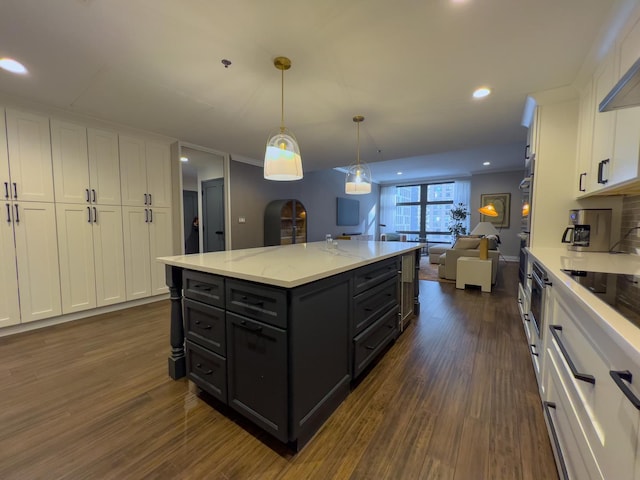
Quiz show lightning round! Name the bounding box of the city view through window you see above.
[395,182,460,243]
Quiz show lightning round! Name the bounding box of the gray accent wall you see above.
[229,160,380,250]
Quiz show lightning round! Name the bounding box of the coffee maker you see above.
[561,209,612,252]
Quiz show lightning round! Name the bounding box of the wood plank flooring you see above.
[0,262,558,479]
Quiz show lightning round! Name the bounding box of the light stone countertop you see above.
[157,240,424,288]
[527,246,640,364]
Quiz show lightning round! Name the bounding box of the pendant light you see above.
[264,56,303,181]
[345,115,372,194]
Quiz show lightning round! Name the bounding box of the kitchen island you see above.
[157,240,422,448]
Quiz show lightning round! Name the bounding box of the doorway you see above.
[202,178,225,252]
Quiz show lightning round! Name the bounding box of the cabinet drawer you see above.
[226,312,288,442]
[226,279,287,328]
[353,258,398,295]
[183,270,224,307]
[186,341,227,404]
[544,350,604,480]
[184,298,225,356]
[353,276,398,335]
[353,305,398,378]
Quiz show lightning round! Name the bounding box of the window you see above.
[394,182,457,243]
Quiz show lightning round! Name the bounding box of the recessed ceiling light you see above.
[473,87,491,99]
[483,161,490,166]
[0,58,28,75]
[397,171,403,175]
[180,156,189,162]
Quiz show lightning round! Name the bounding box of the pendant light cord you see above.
[280,68,285,133]
[356,121,361,166]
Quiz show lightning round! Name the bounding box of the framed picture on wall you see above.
[480,193,510,228]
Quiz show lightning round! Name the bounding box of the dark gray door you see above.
[183,190,198,253]
[202,178,225,252]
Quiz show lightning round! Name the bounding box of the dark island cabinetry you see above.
[164,246,420,449]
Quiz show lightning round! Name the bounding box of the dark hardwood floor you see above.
[0,261,558,480]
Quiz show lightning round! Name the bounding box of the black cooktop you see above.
[562,270,640,328]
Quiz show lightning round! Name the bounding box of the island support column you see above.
[166,265,186,379]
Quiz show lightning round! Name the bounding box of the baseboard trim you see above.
[0,294,169,338]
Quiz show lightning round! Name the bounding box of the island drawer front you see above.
[353,276,398,335]
[353,305,398,378]
[186,340,227,404]
[226,280,287,328]
[183,270,224,307]
[184,299,226,356]
[353,258,398,295]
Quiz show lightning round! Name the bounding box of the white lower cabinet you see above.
[56,203,127,314]
[543,279,640,480]
[12,202,62,323]
[122,206,170,300]
[0,204,20,328]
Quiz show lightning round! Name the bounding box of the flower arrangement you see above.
[448,202,469,241]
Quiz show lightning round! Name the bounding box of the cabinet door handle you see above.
[14,204,19,223]
[93,207,97,224]
[12,182,17,199]
[144,208,148,223]
[149,209,153,222]
[5,203,10,222]
[148,193,152,205]
[87,207,92,223]
[543,402,569,480]
[238,320,263,333]
[3,182,8,199]
[92,189,96,203]
[195,363,213,375]
[86,188,90,202]
[523,313,530,322]
[578,172,586,192]
[524,144,530,160]
[610,370,640,410]
[549,325,595,384]
[597,159,609,184]
[144,193,148,205]
[529,344,538,356]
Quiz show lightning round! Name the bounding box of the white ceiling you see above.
[0,0,627,183]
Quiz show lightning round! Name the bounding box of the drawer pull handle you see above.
[364,275,373,280]
[543,402,569,480]
[610,370,640,410]
[195,363,213,375]
[194,284,212,292]
[364,307,373,312]
[529,344,538,357]
[550,325,595,384]
[239,320,263,333]
[365,345,376,350]
[194,320,212,330]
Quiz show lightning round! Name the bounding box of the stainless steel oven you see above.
[530,262,550,339]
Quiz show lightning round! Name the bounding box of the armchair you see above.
[437,236,500,284]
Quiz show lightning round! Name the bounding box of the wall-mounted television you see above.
[336,197,360,226]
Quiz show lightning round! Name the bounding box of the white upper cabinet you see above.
[145,141,172,208]
[119,135,171,207]
[575,79,595,196]
[51,119,90,204]
[591,51,617,191]
[5,109,54,202]
[88,128,121,205]
[0,108,10,200]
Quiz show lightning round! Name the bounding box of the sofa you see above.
[437,236,500,284]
